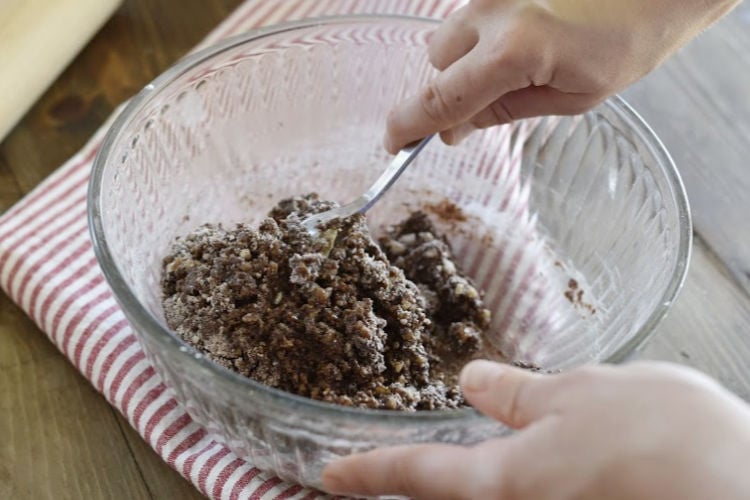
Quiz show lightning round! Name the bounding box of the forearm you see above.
[544,0,741,62]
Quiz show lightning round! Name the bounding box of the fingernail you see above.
[441,125,473,147]
[460,359,503,393]
[440,129,455,145]
[453,123,475,144]
[383,134,396,154]
[453,128,471,144]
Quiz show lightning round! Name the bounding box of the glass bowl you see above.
[88,15,692,488]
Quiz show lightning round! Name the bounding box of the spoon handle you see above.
[357,135,435,214]
[300,135,435,234]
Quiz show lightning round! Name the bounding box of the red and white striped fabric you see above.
[0,1,469,498]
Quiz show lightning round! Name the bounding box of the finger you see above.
[385,47,529,152]
[323,443,490,499]
[460,86,599,131]
[460,360,558,428]
[490,86,600,124]
[439,121,476,146]
[428,6,479,70]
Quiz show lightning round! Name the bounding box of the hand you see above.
[385,0,740,152]
[322,360,750,499]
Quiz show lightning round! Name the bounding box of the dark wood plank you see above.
[0,295,151,500]
[116,413,207,500]
[0,0,243,498]
[0,0,244,194]
[0,154,22,213]
[623,1,750,296]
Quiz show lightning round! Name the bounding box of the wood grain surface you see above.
[623,3,750,296]
[0,1,241,498]
[1,1,749,498]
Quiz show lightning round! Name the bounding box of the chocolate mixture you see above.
[161,194,490,410]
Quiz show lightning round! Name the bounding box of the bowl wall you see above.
[89,16,691,487]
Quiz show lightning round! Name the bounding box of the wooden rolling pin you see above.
[0,0,122,141]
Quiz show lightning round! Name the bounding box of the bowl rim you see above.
[88,14,693,425]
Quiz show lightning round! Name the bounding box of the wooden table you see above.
[1,1,749,498]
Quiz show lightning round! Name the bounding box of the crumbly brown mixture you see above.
[565,278,596,314]
[423,199,468,223]
[161,194,490,410]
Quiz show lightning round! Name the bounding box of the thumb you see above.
[460,360,557,428]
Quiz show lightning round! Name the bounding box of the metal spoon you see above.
[301,135,434,235]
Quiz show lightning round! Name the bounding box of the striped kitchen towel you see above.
[0,1,472,499]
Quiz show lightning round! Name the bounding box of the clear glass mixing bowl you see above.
[88,16,692,488]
